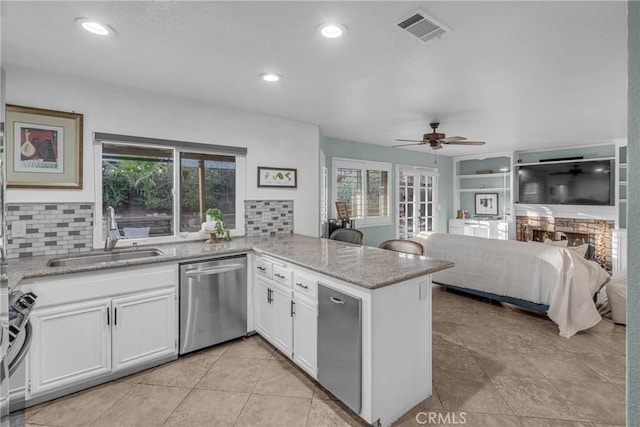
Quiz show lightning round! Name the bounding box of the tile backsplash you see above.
[244,200,293,237]
[6,203,93,259]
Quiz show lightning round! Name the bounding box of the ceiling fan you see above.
[393,122,486,150]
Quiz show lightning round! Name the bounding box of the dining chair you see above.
[328,228,364,245]
[378,239,424,255]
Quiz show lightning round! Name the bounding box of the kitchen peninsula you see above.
[10,234,453,426]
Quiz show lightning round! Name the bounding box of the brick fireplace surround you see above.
[516,215,614,271]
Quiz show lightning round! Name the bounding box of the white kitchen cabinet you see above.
[292,292,317,378]
[112,288,176,372]
[28,299,112,397]
[271,282,294,356]
[254,278,273,340]
[20,263,179,403]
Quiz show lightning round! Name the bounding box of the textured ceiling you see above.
[1,1,628,156]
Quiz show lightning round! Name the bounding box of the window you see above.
[180,152,236,232]
[97,134,245,243]
[397,165,438,239]
[333,158,391,226]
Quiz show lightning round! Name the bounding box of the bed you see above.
[411,232,611,338]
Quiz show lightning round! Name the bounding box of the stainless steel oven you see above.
[179,255,247,355]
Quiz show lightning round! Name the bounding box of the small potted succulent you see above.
[204,208,232,241]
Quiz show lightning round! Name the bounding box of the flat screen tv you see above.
[517,160,614,206]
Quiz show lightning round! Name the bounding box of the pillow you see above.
[567,243,589,258]
[543,238,568,247]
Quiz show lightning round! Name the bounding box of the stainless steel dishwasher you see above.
[179,255,247,355]
[317,283,362,414]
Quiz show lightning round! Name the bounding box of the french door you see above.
[397,167,438,239]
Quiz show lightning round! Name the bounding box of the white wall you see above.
[4,65,320,237]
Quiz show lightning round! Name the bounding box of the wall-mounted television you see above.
[517,160,614,206]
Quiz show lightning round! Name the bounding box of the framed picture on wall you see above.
[5,104,83,189]
[257,166,297,188]
[475,193,498,216]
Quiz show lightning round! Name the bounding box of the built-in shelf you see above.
[515,156,615,167]
[620,181,627,185]
[458,173,510,179]
[460,187,510,193]
[620,199,627,203]
[620,163,627,168]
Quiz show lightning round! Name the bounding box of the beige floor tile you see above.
[583,344,626,374]
[551,331,623,355]
[432,322,464,346]
[433,371,514,415]
[24,402,50,420]
[179,342,229,367]
[469,347,543,379]
[162,388,250,427]
[235,394,311,426]
[139,356,210,388]
[313,384,338,400]
[253,358,315,398]
[27,381,135,427]
[519,417,595,426]
[432,344,485,375]
[222,335,275,359]
[550,380,626,426]
[522,352,608,382]
[307,399,366,426]
[90,384,190,427]
[195,356,269,392]
[491,376,587,421]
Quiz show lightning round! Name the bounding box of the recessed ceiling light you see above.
[260,73,283,82]
[317,23,347,39]
[75,18,114,36]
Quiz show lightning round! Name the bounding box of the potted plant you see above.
[204,208,232,241]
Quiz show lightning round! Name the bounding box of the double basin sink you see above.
[47,248,164,267]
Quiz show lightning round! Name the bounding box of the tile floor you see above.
[23,285,626,426]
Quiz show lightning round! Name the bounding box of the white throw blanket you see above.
[411,232,610,338]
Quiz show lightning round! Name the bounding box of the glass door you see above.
[397,168,437,239]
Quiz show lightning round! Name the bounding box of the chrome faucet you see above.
[104,206,121,251]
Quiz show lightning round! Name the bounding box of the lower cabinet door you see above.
[254,279,273,340]
[28,299,112,397]
[293,293,318,378]
[271,283,293,357]
[112,288,177,372]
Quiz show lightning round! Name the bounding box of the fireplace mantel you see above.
[515,204,616,221]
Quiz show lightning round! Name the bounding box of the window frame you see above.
[396,164,439,238]
[331,157,392,228]
[94,139,245,248]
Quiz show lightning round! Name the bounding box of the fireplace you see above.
[516,215,613,271]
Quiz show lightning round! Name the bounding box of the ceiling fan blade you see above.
[440,136,467,142]
[442,140,486,145]
[393,140,427,147]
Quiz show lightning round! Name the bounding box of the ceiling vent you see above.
[397,11,448,44]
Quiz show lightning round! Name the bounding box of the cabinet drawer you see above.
[272,265,292,288]
[293,271,317,299]
[255,257,273,279]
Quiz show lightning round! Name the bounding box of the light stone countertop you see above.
[8,234,454,290]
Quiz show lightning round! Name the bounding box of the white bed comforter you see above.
[411,232,610,338]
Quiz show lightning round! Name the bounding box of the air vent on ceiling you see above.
[397,11,448,44]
